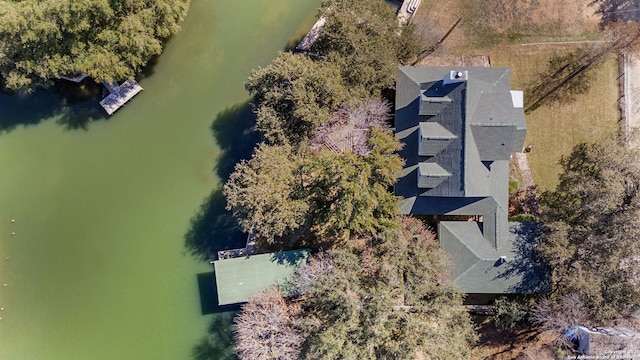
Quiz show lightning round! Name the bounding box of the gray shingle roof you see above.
[394,66,542,294]
[439,222,548,294]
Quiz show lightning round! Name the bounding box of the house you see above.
[394,66,547,296]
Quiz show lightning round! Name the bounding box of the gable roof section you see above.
[420,94,452,116]
[213,249,310,305]
[439,222,548,294]
[470,123,517,161]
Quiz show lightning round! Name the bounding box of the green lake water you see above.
[0,1,320,359]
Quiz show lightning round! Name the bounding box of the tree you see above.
[0,0,190,90]
[245,52,350,146]
[493,297,527,330]
[301,129,402,246]
[312,0,420,97]
[298,217,477,359]
[310,99,392,156]
[233,287,304,360]
[224,126,403,250]
[537,138,640,320]
[530,294,587,333]
[223,143,309,243]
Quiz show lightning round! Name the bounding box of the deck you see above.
[99,79,143,115]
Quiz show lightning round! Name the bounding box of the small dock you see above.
[59,73,89,83]
[99,79,143,115]
[397,0,422,24]
[217,231,256,260]
[296,17,326,52]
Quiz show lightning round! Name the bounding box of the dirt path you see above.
[515,153,535,189]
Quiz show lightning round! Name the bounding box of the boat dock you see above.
[59,73,89,83]
[398,0,422,24]
[216,231,257,260]
[296,17,326,52]
[99,79,143,115]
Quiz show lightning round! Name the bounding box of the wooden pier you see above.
[99,79,143,115]
[59,73,89,83]
[296,17,326,52]
[397,0,422,24]
[217,231,257,260]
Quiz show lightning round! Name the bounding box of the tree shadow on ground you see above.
[0,78,109,133]
[524,47,602,114]
[191,311,239,360]
[498,222,552,294]
[591,0,640,25]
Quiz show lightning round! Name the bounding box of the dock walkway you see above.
[296,17,326,52]
[59,73,89,83]
[99,79,143,115]
[296,0,421,54]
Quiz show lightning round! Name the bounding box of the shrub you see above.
[509,213,537,222]
[493,297,527,329]
[509,179,520,195]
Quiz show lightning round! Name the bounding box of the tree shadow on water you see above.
[191,311,239,360]
[185,102,258,260]
[183,101,259,260]
[186,100,260,359]
[210,101,260,180]
[0,79,109,133]
[184,189,246,261]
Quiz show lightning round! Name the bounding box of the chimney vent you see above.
[494,256,508,267]
[443,70,468,85]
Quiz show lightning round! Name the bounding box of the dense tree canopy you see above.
[232,218,477,360]
[245,0,421,148]
[313,0,420,97]
[223,143,308,242]
[537,138,640,320]
[246,51,350,146]
[302,128,402,244]
[0,0,190,90]
[224,127,403,250]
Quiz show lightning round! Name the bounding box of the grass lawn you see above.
[412,0,618,191]
[490,44,619,191]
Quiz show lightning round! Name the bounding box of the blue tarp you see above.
[565,326,590,355]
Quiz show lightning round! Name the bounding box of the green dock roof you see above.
[213,249,310,305]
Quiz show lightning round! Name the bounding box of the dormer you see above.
[419,94,452,116]
[418,122,457,156]
[417,162,451,189]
